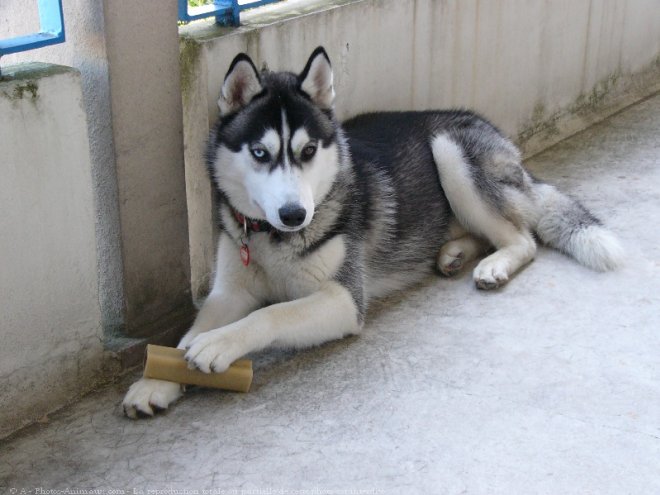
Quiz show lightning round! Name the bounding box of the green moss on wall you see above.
[1,63,77,103]
[1,81,39,102]
[1,62,73,82]
[517,102,560,144]
[517,57,660,156]
[14,82,39,100]
[179,37,202,102]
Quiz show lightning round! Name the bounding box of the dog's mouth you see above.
[267,213,312,233]
[274,223,307,233]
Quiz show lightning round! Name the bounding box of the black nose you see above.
[278,203,307,227]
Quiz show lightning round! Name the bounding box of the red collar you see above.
[231,208,273,234]
[230,208,276,267]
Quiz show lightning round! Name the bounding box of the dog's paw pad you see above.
[134,408,154,419]
[438,253,464,276]
[475,278,502,290]
[122,378,183,420]
[474,259,509,290]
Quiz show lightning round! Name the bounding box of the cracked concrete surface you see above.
[1,94,659,494]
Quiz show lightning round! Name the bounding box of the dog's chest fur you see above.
[219,206,347,302]
[250,233,346,302]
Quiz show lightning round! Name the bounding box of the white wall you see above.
[1,1,193,438]
[182,0,660,135]
[2,1,195,338]
[1,0,124,336]
[0,65,104,438]
[180,0,660,298]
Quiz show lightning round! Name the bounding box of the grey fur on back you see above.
[342,109,623,286]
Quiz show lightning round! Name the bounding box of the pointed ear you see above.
[299,47,335,109]
[218,53,263,115]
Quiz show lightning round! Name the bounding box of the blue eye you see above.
[250,147,270,162]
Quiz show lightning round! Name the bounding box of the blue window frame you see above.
[0,0,65,57]
[178,0,283,27]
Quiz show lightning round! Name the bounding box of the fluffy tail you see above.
[533,183,624,271]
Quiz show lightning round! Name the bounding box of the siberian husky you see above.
[123,47,623,418]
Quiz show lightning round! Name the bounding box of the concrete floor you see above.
[2,94,659,494]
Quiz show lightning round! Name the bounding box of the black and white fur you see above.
[123,47,623,418]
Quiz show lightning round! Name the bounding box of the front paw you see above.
[122,378,183,419]
[184,328,247,374]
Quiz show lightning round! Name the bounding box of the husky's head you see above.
[208,47,343,233]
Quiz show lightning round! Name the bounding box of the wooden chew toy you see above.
[143,344,253,392]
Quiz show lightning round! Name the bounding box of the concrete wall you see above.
[180,0,660,299]
[2,0,124,337]
[2,1,195,339]
[1,1,194,438]
[102,1,193,337]
[0,65,106,438]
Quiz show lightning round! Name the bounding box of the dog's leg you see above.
[472,229,536,289]
[178,289,260,349]
[184,281,362,374]
[437,234,490,277]
[123,234,262,419]
[122,287,260,418]
[432,134,536,289]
